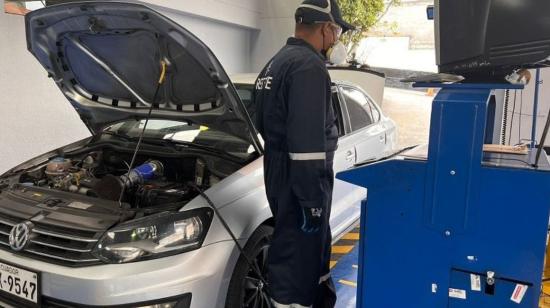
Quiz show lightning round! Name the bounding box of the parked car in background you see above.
[0,2,396,308]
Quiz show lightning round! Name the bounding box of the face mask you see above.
[326,41,347,65]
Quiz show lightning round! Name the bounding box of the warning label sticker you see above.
[470,274,481,291]
[511,284,528,304]
[449,288,467,300]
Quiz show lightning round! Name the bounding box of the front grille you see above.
[0,213,102,267]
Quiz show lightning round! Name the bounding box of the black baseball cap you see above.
[295,0,355,33]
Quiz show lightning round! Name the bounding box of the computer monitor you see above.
[435,0,550,80]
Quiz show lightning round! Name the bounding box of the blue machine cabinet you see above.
[337,84,550,307]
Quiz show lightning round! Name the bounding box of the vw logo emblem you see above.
[9,222,32,252]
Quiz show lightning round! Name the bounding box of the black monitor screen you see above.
[436,0,550,79]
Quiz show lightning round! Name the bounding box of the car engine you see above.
[14,148,228,209]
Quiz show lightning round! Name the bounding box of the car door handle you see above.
[345,150,355,162]
[379,135,385,142]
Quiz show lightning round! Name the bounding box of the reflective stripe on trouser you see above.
[264,151,336,307]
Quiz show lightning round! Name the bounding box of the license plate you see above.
[0,261,39,305]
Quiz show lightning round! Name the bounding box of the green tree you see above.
[338,0,400,47]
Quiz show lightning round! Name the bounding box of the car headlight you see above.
[93,208,213,263]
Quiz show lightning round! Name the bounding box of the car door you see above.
[339,85,387,163]
[332,87,355,173]
[330,87,367,238]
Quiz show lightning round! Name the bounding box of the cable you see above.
[519,90,524,143]
[483,155,533,167]
[188,182,272,307]
[355,145,419,167]
[531,69,542,150]
[117,61,167,207]
[534,105,550,167]
[508,90,518,146]
[489,157,532,167]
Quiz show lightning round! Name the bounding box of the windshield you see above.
[104,119,256,160]
[235,84,256,121]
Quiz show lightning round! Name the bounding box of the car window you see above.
[235,84,346,138]
[234,84,256,120]
[370,101,381,122]
[340,86,373,132]
[331,91,345,137]
[365,99,380,123]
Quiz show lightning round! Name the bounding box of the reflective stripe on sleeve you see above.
[288,152,326,160]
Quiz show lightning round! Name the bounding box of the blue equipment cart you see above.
[337,83,550,307]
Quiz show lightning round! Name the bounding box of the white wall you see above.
[142,0,262,30]
[251,0,301,72]
[146,3,254,74]
[142,0,311,74]
[0,12,91,174]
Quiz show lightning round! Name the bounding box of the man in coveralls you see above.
[253,1,354,307]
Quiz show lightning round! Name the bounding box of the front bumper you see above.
[0,241,237,308]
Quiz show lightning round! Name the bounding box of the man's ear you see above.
[321,23,331,36]
[321,23,335,45]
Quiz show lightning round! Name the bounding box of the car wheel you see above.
[225,225,273,308]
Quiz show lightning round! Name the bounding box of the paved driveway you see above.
[381,87,433,148]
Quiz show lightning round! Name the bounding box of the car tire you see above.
[225,224,273,308]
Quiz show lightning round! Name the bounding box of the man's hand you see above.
[300,207,323,233]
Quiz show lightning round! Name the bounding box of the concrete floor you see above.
[380,87,434,149]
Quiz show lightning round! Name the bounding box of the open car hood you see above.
[25,1,261,151]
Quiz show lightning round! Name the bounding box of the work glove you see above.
[300,207,323,233]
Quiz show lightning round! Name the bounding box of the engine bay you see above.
[12,146,241,209]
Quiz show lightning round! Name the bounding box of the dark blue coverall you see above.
[253,37,338,307]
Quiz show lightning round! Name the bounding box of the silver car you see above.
[0,2,396,308]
